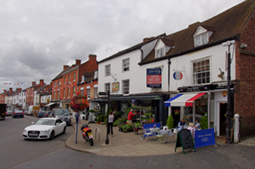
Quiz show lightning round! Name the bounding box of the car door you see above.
[55,119,63,135]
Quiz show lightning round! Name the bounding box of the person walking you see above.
[108,112,114,137]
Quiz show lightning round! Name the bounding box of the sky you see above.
[0,0,245,93]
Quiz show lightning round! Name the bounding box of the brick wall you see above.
[235,9,255,137]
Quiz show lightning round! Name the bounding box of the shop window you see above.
[193,59,210,84]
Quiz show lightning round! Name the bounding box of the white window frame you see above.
[87,88,90,99]
[105,83,110,93]
[123,58,130,72]
[105,65,111,76]
[122,79,129,94]
[194,33,209,47]
[193,58,210,85]
[73,73,76,82]
[156,47,165,58]
[73,86,76,96]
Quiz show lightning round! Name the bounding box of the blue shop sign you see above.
[195,128,215,148]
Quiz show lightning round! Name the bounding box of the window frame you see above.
[105,65,111,76]
[156,47,165,58]
[105,83,110,93]
[192,58,210,85]
[87,88,90,99]
[122,79,129,94]
[73,73,76,82]
[194,32,209,47]
[123,58,130,72]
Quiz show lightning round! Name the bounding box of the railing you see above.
[95,127,100,141]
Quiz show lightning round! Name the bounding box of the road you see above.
[0,115,74,169]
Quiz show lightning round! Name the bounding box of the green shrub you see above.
[167,115,174,129]
[200,116,208,129]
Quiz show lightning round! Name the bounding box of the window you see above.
[57,90,59,99]
[73,73,76,81]
[73,86,75,96]
[94,71,98,79]
[193,59,210,84]
[54,91,56,100]
[68,75,71,82]
[94,87,98,98]
[68,87,70,98]
[123,80,129,94]
[64,77,66,84]
[105,65,111,76]
[63,89,66,98]
[123,58,130,71]
[105,83,110,93]
[87,88,90,99]
[156,47,165,58]
[58,80,60,86]
[194,33,209,47]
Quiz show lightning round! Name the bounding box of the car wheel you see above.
[22,116,24,118]
[50,131,55,140]
[62,126,66,134]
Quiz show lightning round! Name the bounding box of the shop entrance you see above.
[171,107,180,128]
[219,103,227,136]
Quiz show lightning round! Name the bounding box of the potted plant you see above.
[200,115,208,129]
[122,125,128,133]
[167,115,174,129]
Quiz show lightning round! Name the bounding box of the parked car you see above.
[12,110,24,118]
[37,110,46,118]
[23,118,66,140]
[52,108,72,126]
[0,104,6,120]
[46,111,52,117]
[6,109,13,116]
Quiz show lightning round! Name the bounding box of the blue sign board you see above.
[195,128,215,148]
[147,68,162,88]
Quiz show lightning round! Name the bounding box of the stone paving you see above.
[239,134,255,146]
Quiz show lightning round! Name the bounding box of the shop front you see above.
[164,84,232,137]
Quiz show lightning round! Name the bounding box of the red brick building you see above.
[51,55,98,110]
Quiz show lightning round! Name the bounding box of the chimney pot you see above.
[76,59,81,65]
[63,65,69,70]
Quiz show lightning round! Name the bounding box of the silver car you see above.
[52,108,71,126]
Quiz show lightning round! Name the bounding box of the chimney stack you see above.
[89,54,97,61]
[40,79,44,85]
[9,88,13,93]
[63,65,69,70]
[32,81,36,86]
[76,59,81,65]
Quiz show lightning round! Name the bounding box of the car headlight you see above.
[41,130,49,133]
[23,130,27,133]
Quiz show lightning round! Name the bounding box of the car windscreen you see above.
[35,119,55,125]
[54,109,70,116]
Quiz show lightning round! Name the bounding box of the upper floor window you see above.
[105,83,110,93]
[193,59,210,85]
[73,86,75,96]
[123,80,129,94]
[63,89,66,98]
[64,77,66,84]
[194,33,209,47]
[73,73,76,81]
[87,88,90,99]
[105,65,111,76]
[57,91,59,100]
[123,58,130,72]
[68,87,70,98]
[68,75,71,82]
[156,47,165,58]
[94,87,98,98]
[94,71,98,79]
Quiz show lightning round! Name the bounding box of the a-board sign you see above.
[175,129,196,154]
[195,128,215,148]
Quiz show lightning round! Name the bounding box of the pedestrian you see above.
[178,118,186,131]
[108,112,114,137]
[194,120,201,130]
[127,109,136,124]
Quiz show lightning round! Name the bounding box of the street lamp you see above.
[222,40,235,144]
[98,91,110,145]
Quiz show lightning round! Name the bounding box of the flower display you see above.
[70,93,89,112]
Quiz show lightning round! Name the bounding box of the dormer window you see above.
[156,47,165,58]
[193,26,213,47]
[194,33,209,47]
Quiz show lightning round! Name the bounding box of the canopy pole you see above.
[207,91,211,129]
[193,102,195,123]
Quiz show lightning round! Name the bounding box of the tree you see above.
[167,115,174,129]
[200,115,208,129]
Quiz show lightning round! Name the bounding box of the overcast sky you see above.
[0,0,245,93]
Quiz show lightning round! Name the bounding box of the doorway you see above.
[219,103,227,136]
[171,107,180,128]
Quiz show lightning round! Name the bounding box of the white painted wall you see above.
[98,49,169,95]
[169,44,236,91]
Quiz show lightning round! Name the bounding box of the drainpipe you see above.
[168,57,171,92]
[207,91,211,129]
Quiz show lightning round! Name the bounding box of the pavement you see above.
[65,118,239,157]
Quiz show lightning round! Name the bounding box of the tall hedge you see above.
[167,115,174,129]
